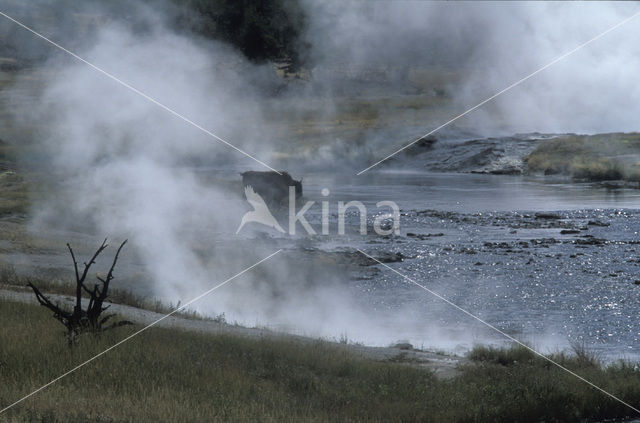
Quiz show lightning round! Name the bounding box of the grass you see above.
[0,143,30,216]
[467,343,603,369]
[0,263,222,323]
[0,62,638,420]
[0,137,49,217]
[0,172,30,215]
[524,133,640,183]
[1,300,639,422]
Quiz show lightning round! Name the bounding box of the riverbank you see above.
[1,298,639,422]
[0,286,463,379]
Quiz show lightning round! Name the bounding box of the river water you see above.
[292,169,640,360]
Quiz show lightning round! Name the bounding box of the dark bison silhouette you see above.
[241,171,302,206]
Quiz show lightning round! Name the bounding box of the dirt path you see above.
[0,287,464,379]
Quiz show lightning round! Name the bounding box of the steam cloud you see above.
[4,1,640,348]
[7,1,406,345]
[303,1,640,135]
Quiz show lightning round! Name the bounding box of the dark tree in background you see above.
[0,0,310,72]
[174,0,309,68]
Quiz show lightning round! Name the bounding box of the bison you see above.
[241,171,302,206]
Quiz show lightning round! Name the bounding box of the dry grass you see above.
[1,301,640,422]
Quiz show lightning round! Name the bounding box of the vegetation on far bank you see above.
[524,132,640,183]
[1,300,639,422]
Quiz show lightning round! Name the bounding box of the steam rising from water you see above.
[5,1,640,350]
[303,1,640,135]
[10,5,287,319]
[7,3,412,346]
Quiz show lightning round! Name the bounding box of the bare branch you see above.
[81,283,93,296]
[66,243,80,286]
[100,314,115,325]
[67,243,82,313]
[95,240,127,307]
[78,238,108,285]
[104,240,127,286]
[29,238,131,343]
[27,281,72,324]
[69,238,108,315]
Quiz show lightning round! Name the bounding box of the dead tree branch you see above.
[28,239,132,344]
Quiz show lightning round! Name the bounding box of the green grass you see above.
[524,133,640,182]
[1,300,639,422]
